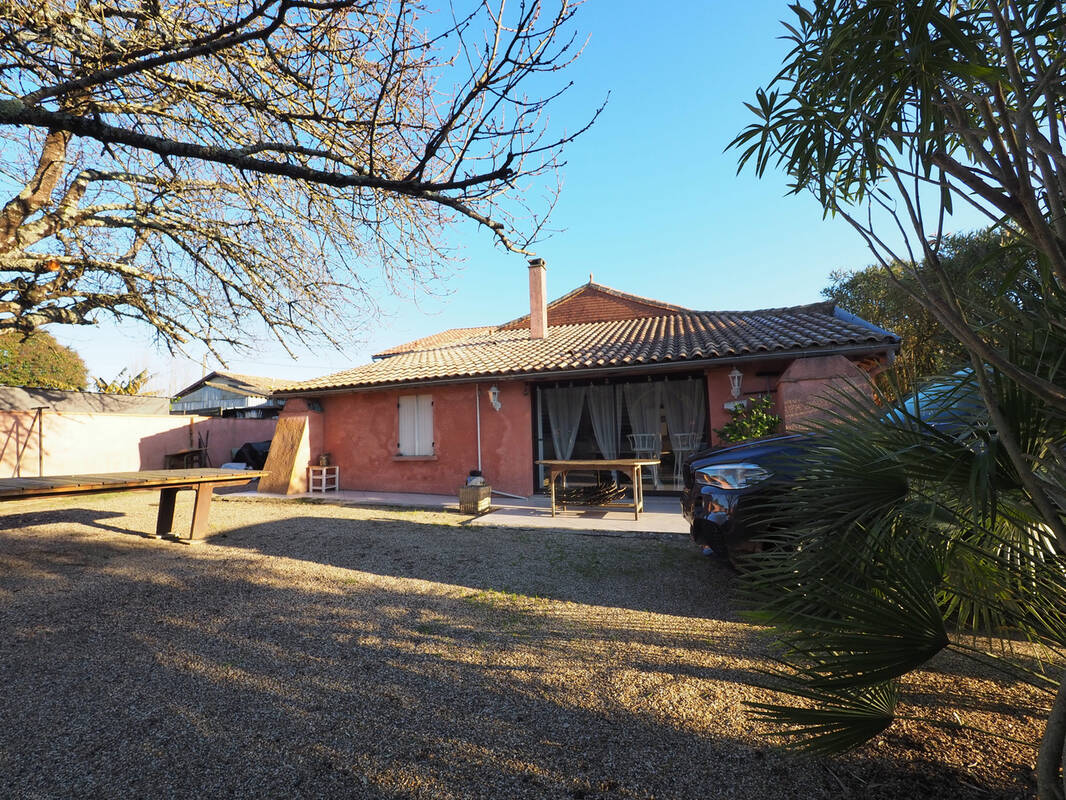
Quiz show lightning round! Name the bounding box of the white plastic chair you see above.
[627,433,662,489]
[669,432,703,486]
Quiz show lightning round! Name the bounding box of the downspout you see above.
[475,384,482,473]
[36,406,43,476]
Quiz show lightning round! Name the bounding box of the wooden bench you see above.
[0,468,266,542]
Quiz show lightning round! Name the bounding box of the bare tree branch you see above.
[0,0,595,355]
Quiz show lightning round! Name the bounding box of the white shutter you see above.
[398,395,417,455]
[416,395,434,455]
[398,394,433,455]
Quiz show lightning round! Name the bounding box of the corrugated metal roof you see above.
[175,370,281,399]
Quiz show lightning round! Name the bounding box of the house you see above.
[272,261,899,496]
[172,371,284,418]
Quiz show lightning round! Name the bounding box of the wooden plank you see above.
[53,473,144,486]
[189,484,215,539]
[536,459,660,468]
[69,475,140,485]
[0,478,66,488]
[259,417,309,495]
[156,487,178,537]
[0,469,266,501]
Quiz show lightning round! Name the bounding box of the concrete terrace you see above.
[225,489,691,536]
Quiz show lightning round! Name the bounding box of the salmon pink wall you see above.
[704,363,791,446]
[304,381,533,496]
[0,412,276,477]
[777,355,873,429]
[704,356,877,444]
[704,367,734,446]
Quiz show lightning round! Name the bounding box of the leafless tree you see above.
[0,0,597,355]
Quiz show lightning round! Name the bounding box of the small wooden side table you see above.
[307,465,339,493]
[165,447,207,469]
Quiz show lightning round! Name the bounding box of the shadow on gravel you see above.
[208,511,735,622]
[0,506,140,537]
[207,508,1051,689]
[0,523,1037,800]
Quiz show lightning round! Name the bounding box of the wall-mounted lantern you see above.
[488,385,502,411]
[728,367,743,399]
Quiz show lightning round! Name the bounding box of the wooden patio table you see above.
[536,458,661,520]
[0,468,266,542]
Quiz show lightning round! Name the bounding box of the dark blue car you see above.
[680,434,808,562]
[680,372,984,563]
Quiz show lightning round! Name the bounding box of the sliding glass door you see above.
[534,373,707,492]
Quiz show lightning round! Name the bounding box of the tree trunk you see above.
[1038,668,1066,800]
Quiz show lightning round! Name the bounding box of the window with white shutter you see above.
[397,394,434,455]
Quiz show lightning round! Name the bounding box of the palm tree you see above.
[742,353,1066,793]
[728,0,1066,793]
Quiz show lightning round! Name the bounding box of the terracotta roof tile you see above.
[372,326,497,358]
[276,300,899,394]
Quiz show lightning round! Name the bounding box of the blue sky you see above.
[50,1,978,394]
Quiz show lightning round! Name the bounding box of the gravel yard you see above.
[0,492,1048,799]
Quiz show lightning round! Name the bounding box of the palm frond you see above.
[739,355,1066,756]
[748,681,899,755]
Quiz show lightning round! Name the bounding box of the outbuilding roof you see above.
[175,370,282,399]
[276,283,899,395]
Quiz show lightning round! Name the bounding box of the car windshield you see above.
[882,370,985,431]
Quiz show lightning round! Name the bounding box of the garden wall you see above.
[0,411,276,477]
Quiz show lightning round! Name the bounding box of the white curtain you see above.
[663,377,706,441]
[544,385,586,460]
[586,384,621,459]
[623,382,663,438]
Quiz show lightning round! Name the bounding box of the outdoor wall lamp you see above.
[488,384,502,411]
[728,367,743,399]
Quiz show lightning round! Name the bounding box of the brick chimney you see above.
[528,257,547,339]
